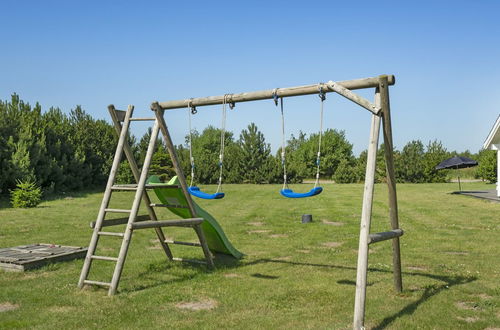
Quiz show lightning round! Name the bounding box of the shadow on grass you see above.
[119,256,477,329]
[244,258,477,329]
[119,253,243,294]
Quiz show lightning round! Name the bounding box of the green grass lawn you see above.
[0,182,498,329]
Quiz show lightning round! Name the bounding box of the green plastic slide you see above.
[147,175,243,259]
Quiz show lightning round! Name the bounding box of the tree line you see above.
[0,95,497,196]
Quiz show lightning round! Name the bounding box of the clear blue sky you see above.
[1,0,499,155]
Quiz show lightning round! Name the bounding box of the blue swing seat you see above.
[188,186,225,200]
[280,186,323,198]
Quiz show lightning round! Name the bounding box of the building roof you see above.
[483,114,500,150]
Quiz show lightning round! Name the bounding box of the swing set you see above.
[151,75,403,329]
[186,85,327,200]
[80,75,402,330]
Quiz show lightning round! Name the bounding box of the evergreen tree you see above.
[238,123,272,184]
[476,149,497,183]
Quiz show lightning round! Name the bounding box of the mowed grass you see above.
[0,182,499,329]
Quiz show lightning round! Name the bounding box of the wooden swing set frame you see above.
[150,74,403,330]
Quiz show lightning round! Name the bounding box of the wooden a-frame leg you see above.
[353,100,382,330]
[108,105,174,261]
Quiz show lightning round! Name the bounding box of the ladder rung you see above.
[151,203,190,209]
[110,184,180,190]
[111,185,138,191]
[91,255,119,262]
[165,240,202,247]
[131,218,204,230]
[90,215,151,229]
[104,208,131,213]
[129,117,156,121]
[172,257,207,265]
[98,231,125,237]
[83,280,111,287]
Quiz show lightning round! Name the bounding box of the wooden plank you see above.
[327,81,380,114]
[155,75,395,110]
[172,257,208,265]
[379,75,403,293]
[164,240,202,247]
[353,92,382,330]
[368,229,404,244]
[90,214,151,229]
[0,245,87,272]
[131,218,204,230]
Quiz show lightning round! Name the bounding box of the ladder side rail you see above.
[108,105,173,260]
[108,119,162,295]
[78,105,135,289]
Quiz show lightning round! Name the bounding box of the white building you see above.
[483,115,500,197]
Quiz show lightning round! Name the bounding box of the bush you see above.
[333,159,359,183]
[10,180,42,208]
[476,149,497,183]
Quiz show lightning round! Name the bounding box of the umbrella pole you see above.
[457,166,461,191]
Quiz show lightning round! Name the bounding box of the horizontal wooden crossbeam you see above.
[153,75,394,112]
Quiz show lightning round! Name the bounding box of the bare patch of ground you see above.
[476,293,492,299]
[48,306,76,313]
[457,316,479,323]
[322,220,344,226]
[223,273,240,278]
[445,251,469,255]
[455,301,479,310]
[296,249,310,253]
[247,230,271,234]
[270,234,288,238]
[247,222,264,226]
[322,242,343,248]
[175,298,218,311]
[0,302,19,312]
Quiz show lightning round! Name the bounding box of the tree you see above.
[396,140,425,183]
[422,140,449,183]
[476,149,497,183]
[238,123,273,184]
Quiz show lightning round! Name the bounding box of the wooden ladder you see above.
[78,105,214,296]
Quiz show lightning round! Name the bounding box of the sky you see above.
[1,0,499,155]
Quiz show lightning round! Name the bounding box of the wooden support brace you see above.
[327,81,380,114]
[368,229,404,244]
[130,218,204,230]
[89,215,151,229]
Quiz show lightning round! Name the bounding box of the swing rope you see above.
[274,84,325,198]
[216,94,229,193]
[187,95,230,199]
[315,84,326,188]
[188,99,196,188]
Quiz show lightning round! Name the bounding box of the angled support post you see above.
[151,102,215,269]
[353,91,382,329]
[379,75,403,293]
[108,105,173,260]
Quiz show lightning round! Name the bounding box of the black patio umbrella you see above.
[435,156,478,191]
